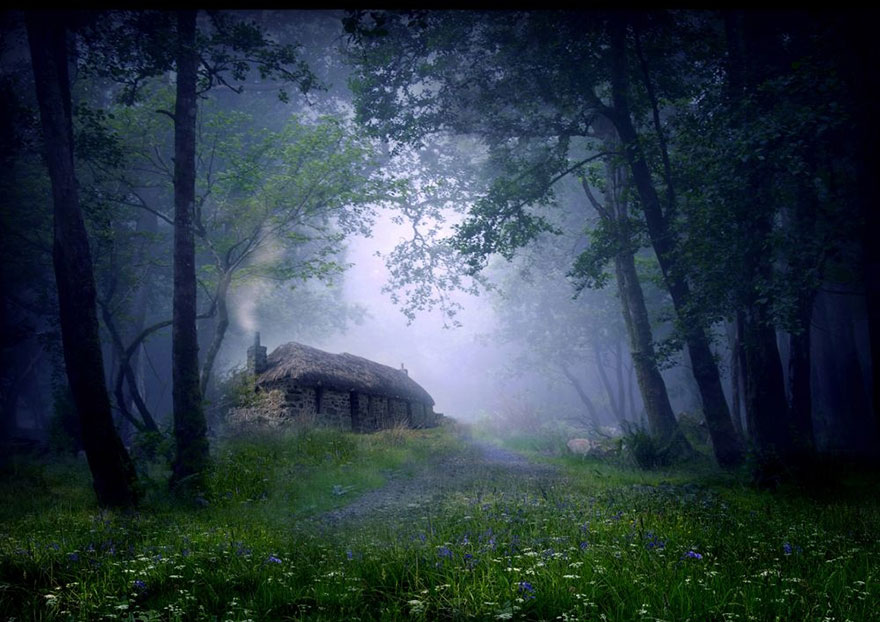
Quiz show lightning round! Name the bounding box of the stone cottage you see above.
[246,334,438,432]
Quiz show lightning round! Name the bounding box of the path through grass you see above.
[1,424,878,620]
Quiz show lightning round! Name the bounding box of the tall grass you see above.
[1,423,877,620]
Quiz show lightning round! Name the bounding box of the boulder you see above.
[566,438,597,456]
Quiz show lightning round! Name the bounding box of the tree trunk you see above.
[788,300,816,457]
[723,11,798,464]
[614,338,626,419]
[170,9,209,494]
[26,13,138,507]
[614,250,691,456]
[560,363,602,431]
[607,17,743,468]
[838,13,880,447]
[728,319,745,439]
[123,208,158,438]
[593,343,621,420]
[200,271,232,398]
[741,313,792,457]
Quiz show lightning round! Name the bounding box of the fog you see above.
[223,210,510,422]
[1,9,876,467]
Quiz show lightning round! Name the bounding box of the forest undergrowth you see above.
[0,423,878,621]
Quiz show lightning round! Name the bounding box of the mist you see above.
[3,9,880,621]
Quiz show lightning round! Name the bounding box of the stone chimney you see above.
[247,332,267,375]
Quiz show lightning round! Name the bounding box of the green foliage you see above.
[620,423,673,470]
[1,430,878,620]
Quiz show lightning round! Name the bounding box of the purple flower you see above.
[67,552,79,562]
[266,555,282,564]
[579,541,589,550]
[645,532,666,550]
[683,550,703,560]
[518,581,536,599]
[782,542,802,555]
[437,546,453,559]
[133,579,147,591]
[346,550,354,560]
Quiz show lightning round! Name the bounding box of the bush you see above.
[621,423,672,470]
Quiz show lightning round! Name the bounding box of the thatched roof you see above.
[256,342,434,406]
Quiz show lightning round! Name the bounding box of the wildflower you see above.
[782,542,802,555]
[437,546,453,559]
[518,581,536,599]
[266,555,282,564]
[133,579,147,591]
[579,541,589,550]
[645,532,666,550]
[346,550,354,560]
[67,552,79,562]
[683,550,703,560]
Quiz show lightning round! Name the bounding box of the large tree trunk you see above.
[170,10,210,494]
[26,13,138,507]
[838,12,880,447]
[723,11,801,465]
[741,313,792,457]
[607,17,743,467]
[788,300,816,456]
[614,250,691,457]
[579,128,691,457]
[727,319,745,439]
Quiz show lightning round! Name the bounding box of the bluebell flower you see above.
[782,542,802,555]
[645,532,666,550]
[683,550,702,560]
[133,579,147,591]
[67,552,79,562]
[518,581,536,599]
[266,555,282,564]
[346,550,354,560]
[437,546,453,559]
[579,541,589,550]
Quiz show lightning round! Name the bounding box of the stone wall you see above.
[351,392,371,432]
[255,380,436,432]
[389,398,409,427]
[282,384,317,425]
[318,388,351,429]
[367,394,387,432]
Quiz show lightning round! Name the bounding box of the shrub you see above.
[621,423,672,470]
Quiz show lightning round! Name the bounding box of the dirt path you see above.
[316,435,563,526]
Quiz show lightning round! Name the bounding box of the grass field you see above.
[1,424,878,621]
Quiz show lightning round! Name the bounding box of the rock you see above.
[566,438,597,456]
